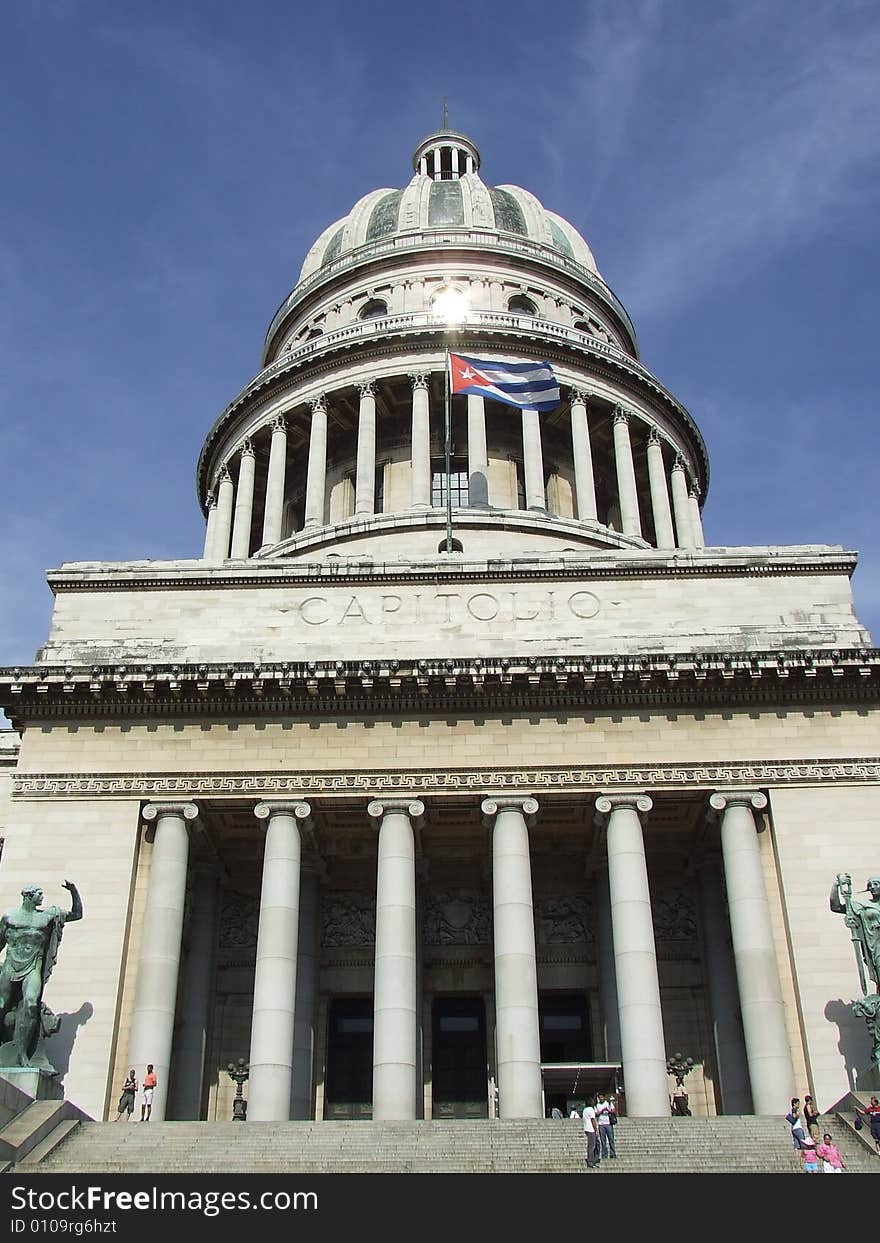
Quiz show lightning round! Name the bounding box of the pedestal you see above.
[0,1067,63,1103]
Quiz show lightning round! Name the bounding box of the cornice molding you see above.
[44,547,859,593]
[11,758,880,800]
[1,648,877,729]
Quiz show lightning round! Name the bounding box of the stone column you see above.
[570,389,598,522]
[481,796,543,1119]
[612,409,642,539]
[248,800,312,1121]
[367,797,423,1119]
[304,396,328,529]
[451,147,460,177]
[409,374,431,509]
[521,409,545,510]
[261,416,288,547]
[169,863,220,1120]
[230,440,256,559]
[696,853,752,1114]
[467,394,489,506]
[709,791,795,1113]
[647,431,675,549]
[127,801,198,1122]
[594,793,669,1116]
[670,458,694,549]
[594,864,621,1061]
[689,487,705,548]
[355,382,377,515]
[291,866,320,1120]
[203,493,218,560]
[213,468,234,560]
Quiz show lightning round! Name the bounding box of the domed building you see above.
[0,128,877,1130]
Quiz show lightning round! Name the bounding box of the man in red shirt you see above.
[141,1064,157,1121]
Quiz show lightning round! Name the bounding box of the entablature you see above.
[2,647,878,730]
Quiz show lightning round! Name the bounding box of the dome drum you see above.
[200,369,706,564]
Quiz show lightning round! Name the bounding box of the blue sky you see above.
[2,0,879,674]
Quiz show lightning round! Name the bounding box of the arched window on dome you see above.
[359,298,388,321]
[508,295,537,317]
[306,328,323,340]
[573,320,593,335]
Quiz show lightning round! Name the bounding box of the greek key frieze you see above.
[10,759,880,799]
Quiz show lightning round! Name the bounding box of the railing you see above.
[262,229,636,351]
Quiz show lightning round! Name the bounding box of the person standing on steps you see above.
[114,1069,137,1121]
[803,1094,820,1141]
[595,1091,617,1159]
[800,1137,820,1173]
[141,1064,157,1121]
[816,1133,845,1172]
[582,1095,600,1168]
[786,1097,807,1149]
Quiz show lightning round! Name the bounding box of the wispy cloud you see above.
[615,3,880,314]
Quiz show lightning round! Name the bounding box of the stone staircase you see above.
[18,1115,880,1174]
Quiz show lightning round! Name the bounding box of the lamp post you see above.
[226,1057,249,1121]
[666,1052,694,1115]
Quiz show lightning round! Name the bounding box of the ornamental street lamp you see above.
[666,1052,694,1116]
[226,1057,249,1121]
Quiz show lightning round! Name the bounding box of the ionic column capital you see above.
[672,455,687,473]
[311,395,327,415]
[481,795,539,822]
[689,484,701,501]
[359,381,375,400]
[254,800,312,823]
[367,797,425,822]
[239,438,255,459]
[217,465,232,485]
[709,790,767,814]
[570,387,590,406]
[205,491,217,511]
[648,427,663,447]
[270,414,287,435]
[142,801,199,823]
[409,372,429,391]
[613,406,630,426]
[595,792,653,818]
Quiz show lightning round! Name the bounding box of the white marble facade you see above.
[0,127,877,1124]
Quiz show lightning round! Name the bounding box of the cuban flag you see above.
[449,353,560,413]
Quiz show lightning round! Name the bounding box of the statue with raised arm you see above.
[831,873,880,1069]
[830,873,880,995]
[0,880,83,1071]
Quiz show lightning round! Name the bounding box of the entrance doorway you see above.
[325,998,373,1119]
[431,997,488,1118]
[539,992,592,1116]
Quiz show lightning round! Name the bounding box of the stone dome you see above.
[297,128,599,283]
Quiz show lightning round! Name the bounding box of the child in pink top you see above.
[800,1139,820,1172]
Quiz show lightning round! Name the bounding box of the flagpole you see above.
[444,347,453,553]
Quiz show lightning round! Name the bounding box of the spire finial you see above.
[442,98,448,128]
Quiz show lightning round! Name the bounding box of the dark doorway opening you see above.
[539,992,591,1115]
[432,997,488,1118]
[325,998,373,1119]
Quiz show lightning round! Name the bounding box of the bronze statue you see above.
[0,880,83,1071]
[830,874,880,994]
[831,873,880,1068]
